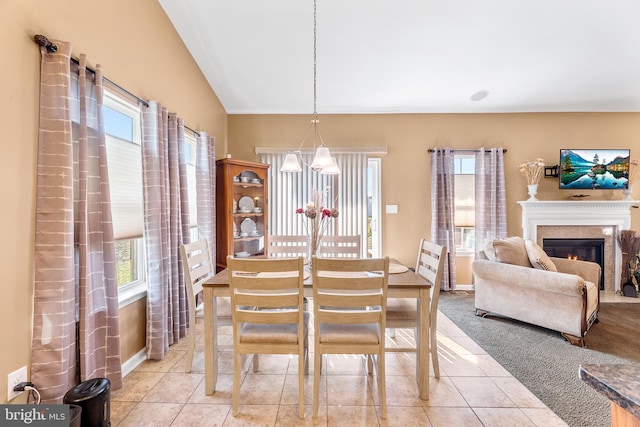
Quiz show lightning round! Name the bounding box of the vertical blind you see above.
[259,151,368,255]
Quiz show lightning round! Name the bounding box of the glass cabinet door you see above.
[232,170,265,258]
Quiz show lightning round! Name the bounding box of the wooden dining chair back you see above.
[311,256,389,419]
[385,239,446,378]
[318,234,361,258]
[180,239,231,373]
[267,235,308,258]
[227,256,308,418]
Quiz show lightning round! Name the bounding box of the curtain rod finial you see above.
[34,34,57,53]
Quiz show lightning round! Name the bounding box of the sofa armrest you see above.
[551,257,601,289]
[472,259,588,297]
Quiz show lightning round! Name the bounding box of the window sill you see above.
[455,250,476,257]
[118,281,147,308]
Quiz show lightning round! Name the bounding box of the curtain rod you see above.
[428,148,507,153]
[34,34,200,137]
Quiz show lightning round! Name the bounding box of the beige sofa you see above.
[472,237,600,347]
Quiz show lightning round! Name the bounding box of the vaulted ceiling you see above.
[159,0,640,114]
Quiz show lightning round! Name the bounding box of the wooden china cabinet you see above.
[215,158,270,271]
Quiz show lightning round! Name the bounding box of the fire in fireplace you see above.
[542,238,605,290]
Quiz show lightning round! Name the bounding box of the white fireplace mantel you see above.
[518,200,637,241]
[518,200,638,292]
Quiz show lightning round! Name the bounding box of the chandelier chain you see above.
[313,0,318,121]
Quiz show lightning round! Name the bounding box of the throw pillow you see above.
[525,239,558,272]
[484,236,532,267]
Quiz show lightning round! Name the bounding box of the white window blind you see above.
[104,94,143,240]
[454,174,475,227]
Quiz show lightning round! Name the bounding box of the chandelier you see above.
[280,0,340,175]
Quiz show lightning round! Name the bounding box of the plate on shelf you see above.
[233,198,237,212]
[238,196,254,211]
[240,218,257,234]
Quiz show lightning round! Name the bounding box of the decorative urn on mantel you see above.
[519,158,545,201]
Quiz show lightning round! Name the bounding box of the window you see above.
[185,132,197,237]
[257,151,370,251]
[367,158,381,257]
[104,91,145,302]
[454,155,475,252]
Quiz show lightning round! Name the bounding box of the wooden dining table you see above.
[202,259,432,400]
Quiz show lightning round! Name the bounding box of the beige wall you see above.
[228,113,640,267]
[119,298,147,363]
[0,0,226,403]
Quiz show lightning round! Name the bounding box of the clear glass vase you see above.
[308,237,320,269]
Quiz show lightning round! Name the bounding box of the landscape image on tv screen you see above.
[559,149,630,190]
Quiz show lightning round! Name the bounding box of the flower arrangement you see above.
[518,158,545,185]
[296,187,339,259]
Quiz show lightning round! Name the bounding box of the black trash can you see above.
[68,404,82,427]
[63,378,110,427]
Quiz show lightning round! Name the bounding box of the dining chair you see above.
[318,234,361,258]
[267,234,308,258]
[385,239,446,378]
[311,256,389,419]
[227,256,309,418]
[180,239,233,373]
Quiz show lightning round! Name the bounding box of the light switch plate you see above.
[386,204,398,214]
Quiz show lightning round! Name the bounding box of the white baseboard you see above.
[455,284,475,291]
[121,348,147,377]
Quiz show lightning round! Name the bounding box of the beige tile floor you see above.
[111,306,570,427]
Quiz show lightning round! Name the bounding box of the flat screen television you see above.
[559,149,630,190]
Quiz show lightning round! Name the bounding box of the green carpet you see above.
[438,291,640,427]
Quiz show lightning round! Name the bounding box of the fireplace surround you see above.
[518,200,637,293]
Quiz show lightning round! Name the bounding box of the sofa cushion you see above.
[525,239,558,272]
[484,236,532,267]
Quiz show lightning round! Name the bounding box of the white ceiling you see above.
[159,0,640,115]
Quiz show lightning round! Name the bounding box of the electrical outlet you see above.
[7,366,27,401]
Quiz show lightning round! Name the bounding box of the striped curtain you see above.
[259,152,368,256]
[32,43,122,402]
[430,148,457,291]
[142,103,190,359]
[475,147,507,254]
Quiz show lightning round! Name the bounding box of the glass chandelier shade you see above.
[310,146,333,170]
[281,153,303,173]
[321,157,340,175]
